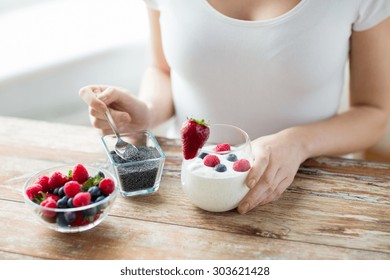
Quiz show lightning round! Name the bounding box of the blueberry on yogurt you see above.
[215,164,227,172]
[227,153,238,162]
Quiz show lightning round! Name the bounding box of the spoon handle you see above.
[93,88,122,139]
[104,109,121,139]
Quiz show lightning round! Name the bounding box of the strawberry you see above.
[203,155,220,167]
[26,184,43,200]
[64,181,81,198]
[35,176,50,192]
[233,159,251,172]
[99,178,115,195]
[72,164,89,184]
[180,118,210,160]
[215,143,231,153]
[73,192,91,207]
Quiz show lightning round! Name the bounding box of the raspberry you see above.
[72,164,89,184]
[25,184,43,200]
[99,178,115,195]
[35,176,50,191]
[40,197,57,217]
[203,155,220,167]
[70,212,89,227]
[233,159,251,172]
[64,181,81,198]
[215,143,231,153]
[60,173,70,185]
[40,197,57,208]
[45,193,60,202]
[73,192,91,207]
[48,171,66,189]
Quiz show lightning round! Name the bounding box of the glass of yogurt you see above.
[181,124,253,212]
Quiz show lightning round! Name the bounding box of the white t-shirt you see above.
[143,0,390,139]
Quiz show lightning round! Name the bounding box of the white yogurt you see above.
[181,146,251,212]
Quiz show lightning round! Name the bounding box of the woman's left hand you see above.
[238,129,307,214]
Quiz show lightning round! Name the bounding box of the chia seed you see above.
[110,146,161,193]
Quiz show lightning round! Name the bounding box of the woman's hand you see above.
[238,129,308,214]
[79,85,152,135]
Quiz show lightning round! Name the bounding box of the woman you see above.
[80,0,390,214]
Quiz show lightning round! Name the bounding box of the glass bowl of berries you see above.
[22,164,118,233]
[181,121,253,212]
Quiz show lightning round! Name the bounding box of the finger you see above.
[90,100,132,133]
[238,179,272,214]
[88,85,114,94]
[105,108,132,133]
[259,176,292,205]
[97,87,129,106]
[238,167,283,214]
[108,108,132,124]
[101,128,115,135]
[89,107,106,120]
[90,116,111,131]
[79,86,107,112]
[95,87,113,104]
[245,146,271,189]
[263,167,284,192]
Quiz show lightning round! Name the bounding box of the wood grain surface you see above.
[0,116,389,260]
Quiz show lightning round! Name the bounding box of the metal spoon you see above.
[104,108,138,160]
[93,88,138,160]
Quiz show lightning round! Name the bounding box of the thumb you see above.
[96,87,115,105]
[96,87,132,106]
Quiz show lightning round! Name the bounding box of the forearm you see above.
[138,66,174,128]
[283,105,390,160]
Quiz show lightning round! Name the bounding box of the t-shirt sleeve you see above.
[143,0,159,10]
[353,0,390,31]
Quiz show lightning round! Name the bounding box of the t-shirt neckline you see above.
[202,0,308,27]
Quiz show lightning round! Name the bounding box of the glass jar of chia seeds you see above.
[101,130,166,197]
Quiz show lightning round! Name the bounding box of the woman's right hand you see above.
[79,85,152,135]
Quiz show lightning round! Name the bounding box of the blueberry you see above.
[67,197,74,208]
[58,186,65,198]
[215,164,227,172]
[97,171,105,178]
[56,211,76,226]
[83,205,97,217]
[53,187,60,196]
[95,195,108,210]
[88,186,101,200]
[95,195,106,203]
[64,211,76,223]
[227,153,238,162]
[198,152,208,159]
[56,213,68,227]
[57,196,68,208]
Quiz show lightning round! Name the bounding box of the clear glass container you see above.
[23,165,118,233]
[101,131,166,197]
[181,124,253,212]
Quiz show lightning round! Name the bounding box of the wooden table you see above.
[0,116,389,260]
